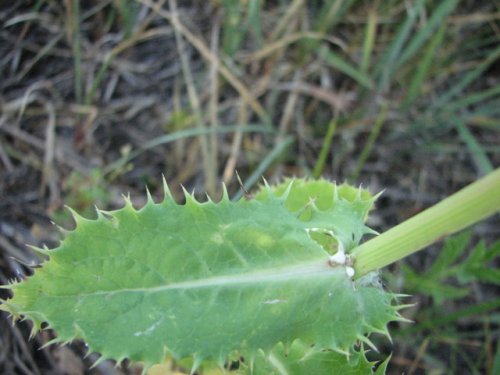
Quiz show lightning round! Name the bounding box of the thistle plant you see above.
[1,169,499,374]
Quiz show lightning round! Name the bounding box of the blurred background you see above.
[0,1,499,374]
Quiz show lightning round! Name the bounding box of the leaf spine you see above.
[95,206,110,221]
[145,185,154,204]
[0,282,15,290]
[162,175,174,200]
[190,354,203,375]
[393,313,413,324]
[181,185,198,207]
[373,189,385,202]
[40,337,63,349]
[278,179,295,201]
[221,182,230,202]
[27,244,51,257]
[363,226,379,236]
[394,303,416,311]
[7,254,37,272]
[140,361,154,375]
[261,177,273,196]
[356,334,378,353]
[364,324,392,342]
[89,354,108,369]
[356,184,364,200]
[205,192,214,203]
[28,323,40,340]
[332,182,340,202]
[391,293,412,301]
[65,206,90,226]
[121,193,135,210]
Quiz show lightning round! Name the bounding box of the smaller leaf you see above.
[457,240,500,285]
[239,340,384,375]
[402,232,499,305]
[427,231,470,277]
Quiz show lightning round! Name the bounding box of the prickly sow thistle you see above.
[0,179,407,373]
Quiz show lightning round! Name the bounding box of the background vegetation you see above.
[0,1,498,374]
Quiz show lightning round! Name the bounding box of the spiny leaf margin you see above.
[0,178,405,373]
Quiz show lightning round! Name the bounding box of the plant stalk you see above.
[353,168,500,277]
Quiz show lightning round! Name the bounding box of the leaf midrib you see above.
[68,259,341,298]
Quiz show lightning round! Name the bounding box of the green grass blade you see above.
[442,85,500,113]
[402,23,446,109]
[315,0,355,33]
[375,0,424,91]
[349,105,387,182]
[397,0,457,68]
[360,8,377,74]
[312,119,337,179]
[84,53,112,105]
[493,335,500,375]
[301,0,355,54]
[433,44,500,108]
[453,117,494,175]
[463,103,500,129]
[222,0,244,56]
[247,0,263,48]
[116,0,136,39]
[103,125,274,175]
[319,46,374,89]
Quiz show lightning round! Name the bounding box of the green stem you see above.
[353,168,500,276]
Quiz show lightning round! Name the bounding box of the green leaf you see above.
[457,240,500,285]
[319,46,374,89]
[244,340,384,375]
[396,0,457,68]
[401,231,500,305]
[1,179,403,371]
[427,231,470,277]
